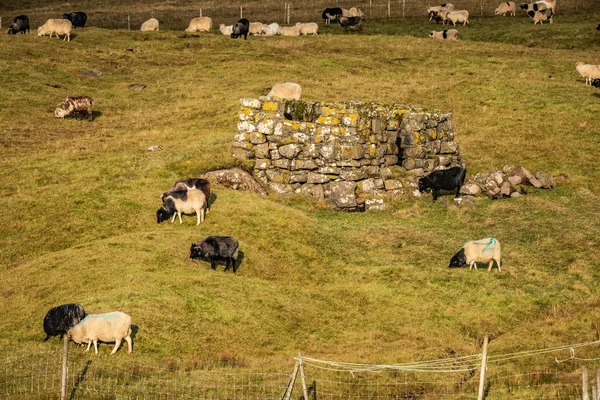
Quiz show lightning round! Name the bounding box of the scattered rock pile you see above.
[460,165,555,199]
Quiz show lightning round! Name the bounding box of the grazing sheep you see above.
[185,17,212,32]
[418,166,467,201]
[592,79,600,88]
[68,312,132,355]
[38,19,72,41]
[278,25,301,36]
[249,22,265,35]
[429,29,459,40]
[54,96,94,121]
[43,304,86,341]
[63,12,87,28]
[141,18,159,31]
[322,7,343,24]
[349,7,366,20]
[336,15,363,31]
[520,1,554,14]
[7,15,29,34]
[443,10,469,26]
[295,22,319,35]
[190,236,240,273]
[449,238,502,272]
[219,24,233,36]
[494,2,517,16]
[157,189,207,225]
[161,178,212,213]
[427,4,454,22]
[596,24,600,30]
[268,82,302,100]
[231,18,250,39]
[575,62,600,85]
[261,22,280,36]
[529,8,553,24]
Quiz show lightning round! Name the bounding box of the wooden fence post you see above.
[282,361,300,400]
[388,0,391,18]
[60,335,68,400]
[311,380,317,400]
[240,5,243,18]
[127,13,131,30]
[480,0,484,15]
[370,0,373,18]
[199,8,202,17]
[0,17,2,30]
[287,3,290,24]
[298,355,309,400]
[402,0,406,18]
[595,369,600,400]
[583,366,590,400]
[477,336,489,400]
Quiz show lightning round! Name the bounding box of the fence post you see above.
[282,361,300,400]
[60,335,68,400]
[240,5,243,18]
[199,8,202,17]
[311,380,317,400]
[595,369,600,400]
[402,0,406,18]
[287,3,290,25]
[298,355,309,400]
[370,0,373,18]
[477,336,489,400]
[388,0,391,18]
[480,0,484,15]
[127,13,130,30]
[0,17,2,30]
[583,366,590,400]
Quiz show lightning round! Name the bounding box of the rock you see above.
[357,178,377,193]
[507,175,522,185]
[528,177,543,188]
[202,168,267,195]
[293,160,318,170]
[255,143,270,159]
[365,198,385,211]
[535,171,555,189]
[81,69,103,79]
[340,168,368,181]
[128,83,146,91]
[384,179,402,190]
[290,172,308,183]
[490,171,505,186]
[328,181,357,209]
[307,173,330,184]
[240,98,262,109]
[254,159,270,170]
[454,196,475,210]
[250,132,267,144]
[460,183,481,196]
[269,183,297,195]
[485,180,501,197]
[500,181,512,197]
[510,192,522,198]
[272,159,291,169]
[440,141,458,154]
[279,144,302,159]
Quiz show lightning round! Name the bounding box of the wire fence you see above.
[1,0,597,31]
[2,340,600,399]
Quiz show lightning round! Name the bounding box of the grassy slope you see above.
[0,13,600,370]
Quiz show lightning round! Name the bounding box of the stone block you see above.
[357,178,377,193]
[240,98,262,109]
[328,181,357,208]
[250,132,266,144]
[255,159,271,170]
[384,179,402,190]
[279,144,302,159]
[440,141,459,154]
[290,172,308,183]
[460,183,481,196]
[340,168,368,181]
[384,155,399,166]
[365,198,385,212]
[269,182,297,194]
[307,172,330,184]
[272,159,291,169]
[255,143,270,159]
[293,160,318,170]
[340,145,365,160]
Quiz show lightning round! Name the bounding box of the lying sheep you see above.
[190,236,240,273]
[336,15,363,31]
[157,188,207,225]
[418,166,466,201]
[185,17,212,33]
[231,18,249,39]
[141,18,159,31]
[529,8,553,24]
[261,22,280,36]
[219,24,233,36]
[449,238,502,272]
[443,10,469,26]
[54,96,94,121]
[278,25,301,36]
[268,82,302,100]
[38,19,72,42]
[161,178,212,213]
[43,304,86,341]
[429,29,459,40]
[7,15,29,34]
[249,22,264,35]
[68,311,132,355]
[322,7,342,24]
[576,62,600,85]
[295,22,318,35]
[495,2,517,16]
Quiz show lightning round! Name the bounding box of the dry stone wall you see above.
[231,98,463,210]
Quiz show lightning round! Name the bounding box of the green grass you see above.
[1,12,600,396]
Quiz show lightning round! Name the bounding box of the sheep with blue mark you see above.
[449,238,502,272]
[68,311,133,355]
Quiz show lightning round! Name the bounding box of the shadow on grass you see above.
[68,359,91,400]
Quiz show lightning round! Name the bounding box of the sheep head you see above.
[448,248,466,268]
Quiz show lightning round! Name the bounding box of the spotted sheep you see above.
[429,29,459,40]
[54,96,94,121]
[157,189,207,225]
[449,238,502,272]
[161,178,212,213]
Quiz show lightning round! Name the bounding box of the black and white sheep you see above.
[322,7,343,24]
[190,236,240,273]
[449,238,502,272]
[63,12,87,28]
[418,166,466,201]
[528,8,553,24]
[429,29,459,40]
[43,303,86,341]
[54,96,94,121]
[68,311,132,355]
[231,18,250,39]
[161,178,212,213]
[7,15,29,34]
[157,188,207,225]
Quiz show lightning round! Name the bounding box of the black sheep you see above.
[591,79,600,88]
[336,15,363,31]
[43,303,86,341]
[322,7,343,24]
[418,166,467,201]
[231,18,249,40]
[190,236,239,273]
[596,24,600,30]
[7,15,29,35]
[63,12,87,28]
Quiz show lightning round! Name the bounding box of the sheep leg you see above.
[496,258,502,272]
[125,336,132,354]
[470,261,478,270]
[224,259,230,272]
[211,260,217,270]
[488,260,494,271]
[111,338,122,355]
[85,341,92,352]
[170,213,176,223]
[432,190,439,201]
[93,340,98,355]
[178,212,183,224]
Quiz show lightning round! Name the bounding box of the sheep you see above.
[185,17,212,33]
[231,18,250,39]
[529,8,553,24]
[341,8,352,17]
[37,19,72,42]
[249,22,265,35]
[190,236,240,273]
[349,7,366,20]
[140,18,159,31]
[68,312,132,355]
[427,4,454,22]
[261,23,280,36]
[449,238,502,272]
[443,10,469,26]
[428,29,459,40]
[575,62,600,85]
[7,15,29,34]
[63,12,87,28]
[494,2,517,16]
[597,24,600,30]
[418,166,466,201]
[592,79,600,88]
[43,304,86,341]
[161,178,212,213]
[219,24,233,36]
[278,25,301,36]
[54,96,94,121]
[335,15,363,31]
[322,7,342,24]
[520,1,553,14]
[268,82,302,100]
[157,189,207,225]
[295,22,319,35]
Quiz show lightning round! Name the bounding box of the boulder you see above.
[328,181,357,209]
[202,168,267,195]
[535,171,555,189]
[365,198,385,212]
[460,183,481,196]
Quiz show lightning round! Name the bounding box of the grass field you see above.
[1,9,600,397]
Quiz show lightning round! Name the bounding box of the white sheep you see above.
[37,19,72,42]
[261,23,280,36]
[141,18,159,31]
[268,82,302,100]
[185,17,212,32]
[341,8,352,17]
[428,29,459,40]
[576,62,600,85]
[219,24,233,36]
[278,25,301,36]
[157,188,207,225]
[449,238,502,272]
[68,312,132,355]
[443,10,469,26]
[427,4,454,21]
[295,22,319,35]
[495,1,517,16]
[249,22,265,35]
[349,7,365,19]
